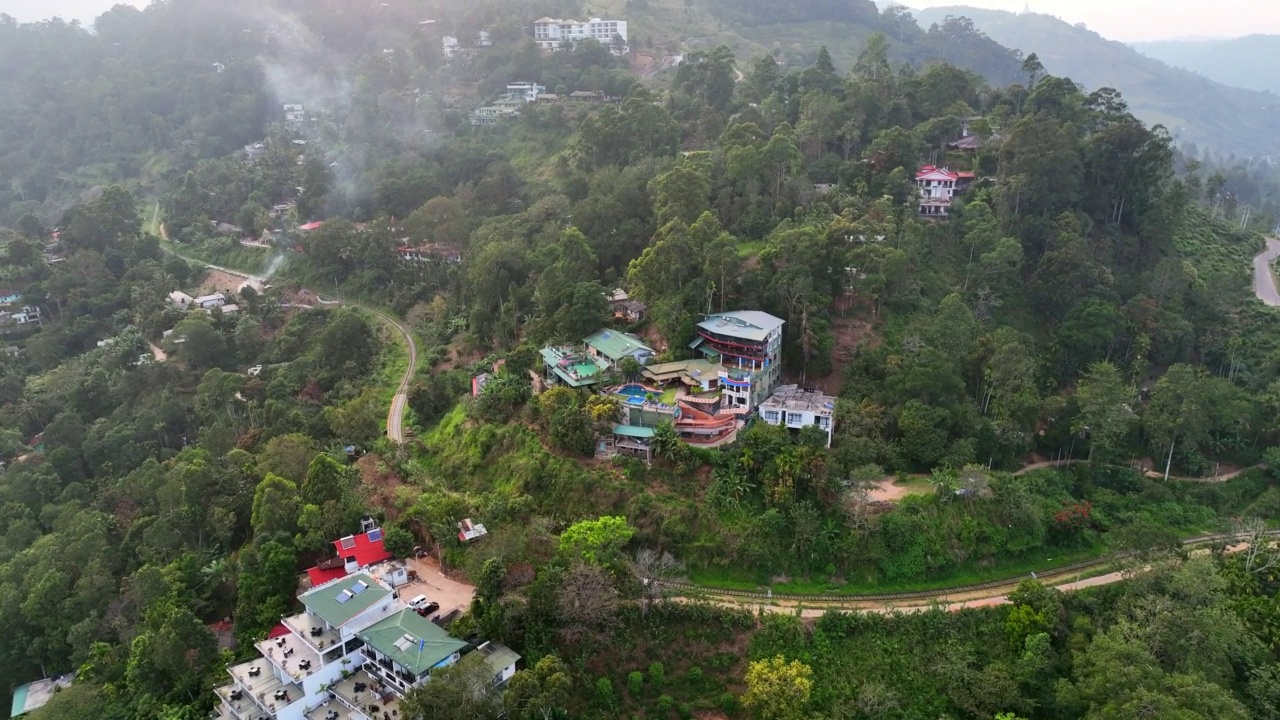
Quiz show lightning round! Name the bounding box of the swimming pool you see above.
[615,384,654,400]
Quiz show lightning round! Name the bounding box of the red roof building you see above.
[304,528,392,586]
[298,221,324,231]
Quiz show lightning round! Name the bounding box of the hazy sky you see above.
[1,0,1276,42]
[907,0,1280,42]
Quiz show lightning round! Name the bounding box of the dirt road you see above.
[1254,237,1280,306]
[158,245,418,444]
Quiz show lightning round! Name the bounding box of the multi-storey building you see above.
[758,385,837,447]
[532,17,628,55]
[212,569,518,720]
[691,311,785,410]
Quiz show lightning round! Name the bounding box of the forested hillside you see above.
[913,6,1280,158]
[1,1,1280,720]
[1135,34,1280,94]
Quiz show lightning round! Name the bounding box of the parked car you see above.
[414,601,440,617]
[407,594,430,610]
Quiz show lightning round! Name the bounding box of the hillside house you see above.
[533,17,629,55]
[0,289,21,305]
[397,244,462,264]
[11,306,40,325]
[168,290,194,308]
[584,329,653,370]
[692,310,785,410]
[540,345,608,388]
[915,166,975,217]
[759,385,837,447]
[608,290,646,322]
[211,569,519,720]
[10,674,75,718]
[194,293,226,309]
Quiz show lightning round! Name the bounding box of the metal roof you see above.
[696,311,785,342]
[584,329,653,361]
[356,609,467,676]
[612,424,656,438]
[299,572,391,628]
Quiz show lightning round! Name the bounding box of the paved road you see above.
[1254,237,1280,306]
[159,241,417,444]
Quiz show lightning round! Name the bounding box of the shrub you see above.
[648,662,665,688]
[686,666,703,686]
[628,670,644,696]
[596,677,615,708]
[678,702,693,718]
[718,692,740,714]
[658,695,674,712]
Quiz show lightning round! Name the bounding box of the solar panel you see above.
[366,528,383,542]
[335,589,354,604]
[351,580,369,595]
[339,536,356,549]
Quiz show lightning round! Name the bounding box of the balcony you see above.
[283,612,344,655]
[256,631,323,684]
[304,700,358,720]
[331,669,403,720]
[226,658,303,717]
[215,684,271,720]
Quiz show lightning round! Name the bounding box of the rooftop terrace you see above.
[540,346,607,387]
[759,385,837,415]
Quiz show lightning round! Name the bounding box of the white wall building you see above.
[532,17,628,55]
[758,385,837,447]
[212,571,519,720]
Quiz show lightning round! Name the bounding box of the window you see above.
[787,413,803,425]
[818,417,831,429]
[764,411,780,422]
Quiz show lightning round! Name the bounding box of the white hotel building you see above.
[211,571,518,720]
[532,17,629,55]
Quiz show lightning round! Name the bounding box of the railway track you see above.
[659,530,1279,607]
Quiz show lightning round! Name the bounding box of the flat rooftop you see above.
[759,385,837,415]
[226,658,302,714]
[282,612,343,653]
[255,628,322,685]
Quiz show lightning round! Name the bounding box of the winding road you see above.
[1254,237,1280,306]
[158,246,418,444]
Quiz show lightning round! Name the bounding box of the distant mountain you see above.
[1132,35,1280,95]
[913,6,1280,158]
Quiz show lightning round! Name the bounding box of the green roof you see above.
[299,573,391,628]
[612,424,656,438]
[584,329,653,362]
[357,609,468,676]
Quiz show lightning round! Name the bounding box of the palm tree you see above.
[651,420,681,460]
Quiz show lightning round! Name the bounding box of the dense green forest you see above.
[2,0,1280,719]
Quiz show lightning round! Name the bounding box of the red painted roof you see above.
[306,565,347,586]
[298,221,324,231]
[334,530,392,568]
[267,622,292,638]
